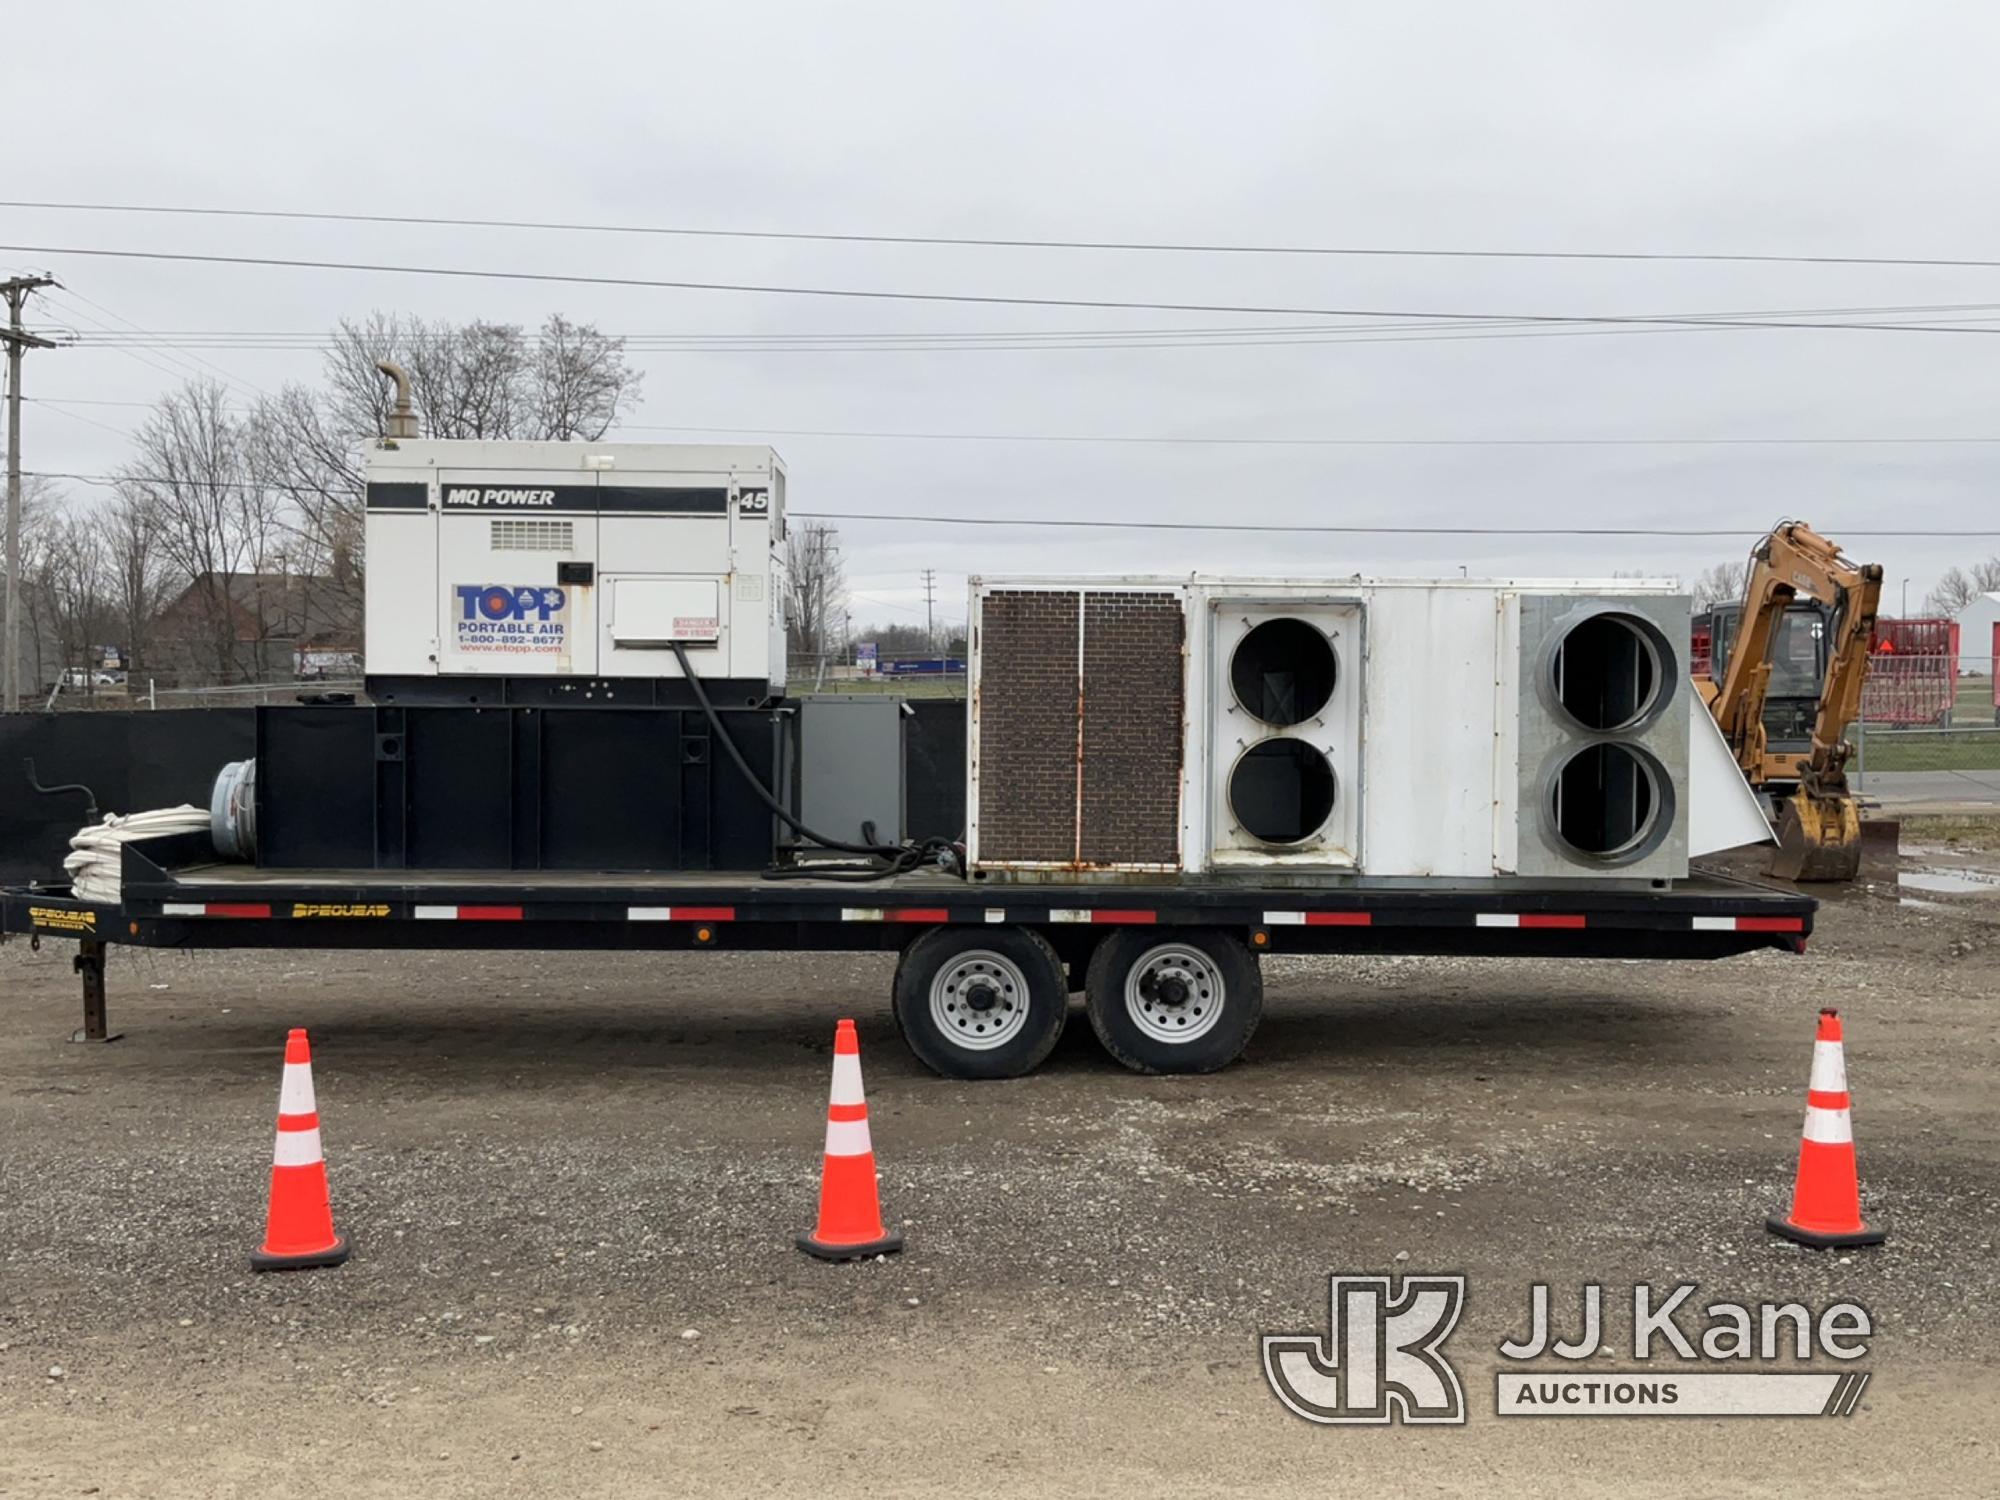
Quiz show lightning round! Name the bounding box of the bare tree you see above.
[784,524,847,668]
[101,484,168,677]
[316,312,640,443]
[6,476,62,692]
[1690,560,1748,612]
[33,501,108,696]
[250,383,367,618]
[118,382,287,683]
[1926,567,1979,618]
[533,315,642,440]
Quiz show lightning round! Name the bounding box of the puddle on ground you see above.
[1900,894,1960,913]
[1900,866,2000,895]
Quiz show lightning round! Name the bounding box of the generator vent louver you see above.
[1517,598,1689,878]
[490,518,575,552]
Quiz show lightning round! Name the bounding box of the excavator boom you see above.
[1707,522,1882,881]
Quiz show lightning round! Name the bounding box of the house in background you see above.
[149,572,361,687]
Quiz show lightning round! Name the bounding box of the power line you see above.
[24,469,2000,538]
[51,285,269,398]
[790,510,2000,539]
[11,199,2000,272]
[615,421,2000,448]
[51,300,2000,343]
[6,243,2000,335]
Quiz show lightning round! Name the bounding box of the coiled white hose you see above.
[64,806,210,905]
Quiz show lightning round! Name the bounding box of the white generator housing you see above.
[364,440,787,694]
[965,576,1771,884]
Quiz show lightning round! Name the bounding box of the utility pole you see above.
[921,568,936,653]
[3,274,59,713]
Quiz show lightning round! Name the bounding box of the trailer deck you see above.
[1,834,1815,1074]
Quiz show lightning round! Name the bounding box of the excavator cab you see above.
[1697,601,1833,761]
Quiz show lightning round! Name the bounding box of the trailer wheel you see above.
[892,928,1069,1080]
[1084,930,1262,1075]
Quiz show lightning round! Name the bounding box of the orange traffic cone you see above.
[251,1028,350,1271]
[1768,1009,1886,1249]
[797,1019,904,1261]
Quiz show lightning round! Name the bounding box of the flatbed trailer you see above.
[1,835,1814,1078]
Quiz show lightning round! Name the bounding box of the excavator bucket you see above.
[1768,788,1863,882]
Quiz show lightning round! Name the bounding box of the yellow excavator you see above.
[1697,521,1883,882]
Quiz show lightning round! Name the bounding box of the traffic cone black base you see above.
[251,1237,352,1273]
[795,1228,904,1263]
[1765,1216,1885,1251]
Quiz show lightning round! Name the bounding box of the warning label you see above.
[452,584,568,655]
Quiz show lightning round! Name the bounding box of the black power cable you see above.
[667,642,959,882]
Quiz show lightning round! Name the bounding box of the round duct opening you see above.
[1551,611,1671,732]
[1230,617,1337,727]
[1547,742,1671,863]
[1228,738,1337,846]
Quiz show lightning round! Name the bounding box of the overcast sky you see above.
[9,1,2000,634]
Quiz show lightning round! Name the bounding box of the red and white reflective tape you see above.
[413,905,523,921]
[626,906,737,922]
[1693,915,1805,932]
[824,1021,873,1157]
[1474,913,1587,929]
[839,907,952,923]
[1803,1029,1854,1143]
[273,1033,325,1168]
[1048,909,1157,925]
[162,902,271,918]
[1263,910,1372,927]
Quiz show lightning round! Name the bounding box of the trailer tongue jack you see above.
[69,938,120,1045]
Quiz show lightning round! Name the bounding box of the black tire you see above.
[892,927,1069,1080]
[1084,930,1262,1074]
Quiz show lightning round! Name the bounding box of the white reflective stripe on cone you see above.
[824,1117,873,1157]
[277,1062,317,1117]
[272,1127,325,1168]
[1809,1040,1848,1095]
[830,1053,865,1107]
[1802,1106,1854,1145]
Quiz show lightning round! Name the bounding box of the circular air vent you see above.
[1550,611,1672,732]
[1228,738,1337,845]
[1230,617,1337,727]
[1547,742,1672,863]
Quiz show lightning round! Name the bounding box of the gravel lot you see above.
[2,856,1997,1497]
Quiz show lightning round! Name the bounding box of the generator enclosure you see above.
[364,440,787,705]
[965,577,1769,884]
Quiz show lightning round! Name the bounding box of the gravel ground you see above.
[2,861,1997,1497]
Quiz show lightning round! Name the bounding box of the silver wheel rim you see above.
[1124,944,1225,1044]
[930,951,1033,1050]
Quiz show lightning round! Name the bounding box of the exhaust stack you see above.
[375,360,419,439]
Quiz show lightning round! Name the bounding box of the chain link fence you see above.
[1850,658,1999,785]
[36,678,366,712]
[786,655,967,700]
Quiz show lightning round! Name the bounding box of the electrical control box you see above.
[363,440,787,703]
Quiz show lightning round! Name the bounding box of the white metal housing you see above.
[966,576,1766,884]
[363,440,787,690]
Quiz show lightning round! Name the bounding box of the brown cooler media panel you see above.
[974,588,1185,870]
